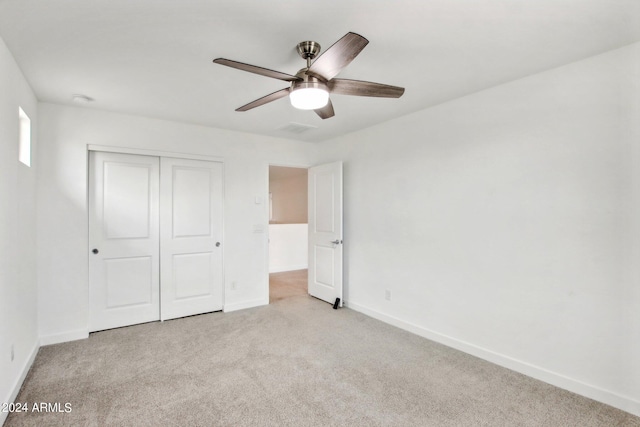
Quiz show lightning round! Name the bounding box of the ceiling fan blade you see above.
[213,58,302,82]
[329,78,405,98]
[314,99,335,119]
[236,87,291,112]
[307,32,369,81]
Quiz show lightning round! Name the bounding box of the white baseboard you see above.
[224,297,267,313]
[346,301,640,418]
[39,329,88,346]
[1,340,39,426]
[269,264,308,273]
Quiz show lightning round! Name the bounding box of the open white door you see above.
[89,151,160,332]
[160,157,224,320]
[308,161,343,306]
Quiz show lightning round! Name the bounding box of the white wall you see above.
[268,224,308,273]
[316,43,640,415]
[0,37,39,423]
[36,104,315,343]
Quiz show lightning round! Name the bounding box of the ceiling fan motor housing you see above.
[293,70,328,87]
[291,72,329,96]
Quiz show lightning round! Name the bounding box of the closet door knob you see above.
[215,242,221,247]
[92,248,99,254]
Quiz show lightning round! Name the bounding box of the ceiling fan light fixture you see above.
[290,81,329,110]
[290,88,329,110]
[213,32,404,119]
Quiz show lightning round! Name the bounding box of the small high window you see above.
[18,107,31,167]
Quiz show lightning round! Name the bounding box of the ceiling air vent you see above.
[276,122,318,135]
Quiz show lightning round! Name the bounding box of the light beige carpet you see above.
[6,270,639,426]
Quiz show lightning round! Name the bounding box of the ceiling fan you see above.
[213,32,405,119]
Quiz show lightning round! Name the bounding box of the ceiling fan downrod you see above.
[296,41,321,68]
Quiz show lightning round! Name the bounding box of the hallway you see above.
[269,269,307,303]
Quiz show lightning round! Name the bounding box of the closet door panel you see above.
[89,152,160,332]
[161,158,224,320]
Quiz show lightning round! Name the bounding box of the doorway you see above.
[268,165,309,302]
[88,151,224,332]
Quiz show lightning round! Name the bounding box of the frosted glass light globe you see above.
[290,87,329,110]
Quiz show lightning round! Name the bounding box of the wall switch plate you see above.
[385,289,391,301]
[253,224,265,233]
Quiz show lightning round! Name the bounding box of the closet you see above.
[88,151,223,332]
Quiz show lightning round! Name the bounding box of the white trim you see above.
[263,163,271,304]
[39,329,89,346]
[1,340,39,426]
[224,297,268,313]
[87,144,225,163]
[220,161,227,315]
[346,301,640,418]
[268,161,311,169]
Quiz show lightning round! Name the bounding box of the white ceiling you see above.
[1,0,638,142]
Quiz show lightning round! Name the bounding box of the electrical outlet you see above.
[385,289,391,301]
[231,281,237,290]
[11,344,14,362]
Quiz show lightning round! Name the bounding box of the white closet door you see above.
[160,157,224,320]
[89,152,160,332]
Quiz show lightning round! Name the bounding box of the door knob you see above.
[331,240,342,245]
[215,242,221,247]
[92,248,99,254]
